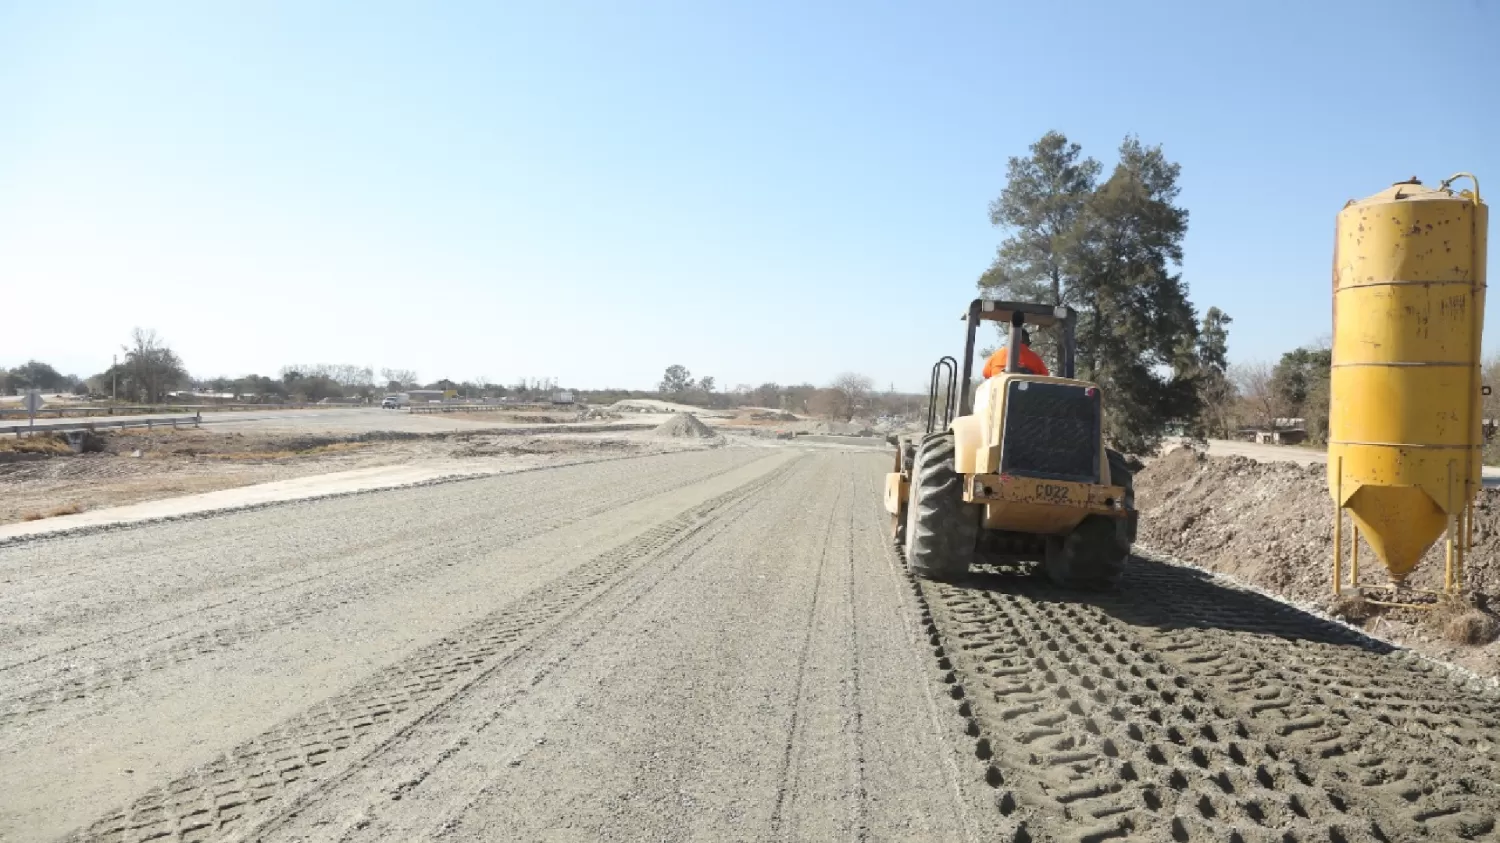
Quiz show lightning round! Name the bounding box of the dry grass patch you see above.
[195,442,371,461]
[20,502,86,521]
[0,435,74,456]
[1442,609,1500,646]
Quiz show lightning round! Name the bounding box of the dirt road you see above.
[5,447,1500,842]
[0,449,989,842]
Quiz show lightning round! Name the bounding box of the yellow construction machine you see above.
[886,299,1137,588]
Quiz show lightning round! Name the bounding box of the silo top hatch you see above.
[1337,177,1484,288]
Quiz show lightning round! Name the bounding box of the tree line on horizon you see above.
[24,131,1471,438]
[1,333,910,418]
[654,364,892,420]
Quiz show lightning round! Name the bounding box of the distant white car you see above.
[381,394,410,409]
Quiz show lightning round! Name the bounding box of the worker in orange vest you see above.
[982,329,1051,378]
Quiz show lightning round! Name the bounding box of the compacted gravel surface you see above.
[1,449,987,842]
[5,446,1500,842]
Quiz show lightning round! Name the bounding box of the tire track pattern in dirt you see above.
[1,454,760,727]
[62,457,800,843]
[249,452,815,841]
[912,547,1500,842]
[1117,554,1500,841]
[766,475,868,842]
[923,580,1353,842]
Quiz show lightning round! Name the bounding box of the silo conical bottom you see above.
[1346,485,1447,583]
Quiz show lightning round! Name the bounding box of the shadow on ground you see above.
[955,554,1395,655]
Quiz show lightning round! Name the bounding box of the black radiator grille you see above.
[999,381,1100,483]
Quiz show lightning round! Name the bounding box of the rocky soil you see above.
[1135,446,1500,678]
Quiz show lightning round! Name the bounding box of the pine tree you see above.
[1189,308,1234,438]
[1065,137,1200,452]
[978,131,1099,368]
[980,132,1218,453]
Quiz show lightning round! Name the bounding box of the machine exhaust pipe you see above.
[1005,311,1025,374]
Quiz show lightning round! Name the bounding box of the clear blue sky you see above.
[3,0,1498,392]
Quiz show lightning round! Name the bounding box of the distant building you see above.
[1243,427,1308,445]
[166,391,237,404]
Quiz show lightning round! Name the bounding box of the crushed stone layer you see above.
[651,411,719,439]
[0,449,991,843]
[13,444,1500,843]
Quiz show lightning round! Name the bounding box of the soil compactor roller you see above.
[886,299,1138,588]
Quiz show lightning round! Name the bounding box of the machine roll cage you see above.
[924,299,1079,434]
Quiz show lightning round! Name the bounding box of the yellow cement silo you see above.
[1329,175,1487,593]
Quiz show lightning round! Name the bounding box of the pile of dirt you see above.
[1135,446,1500,672]
[651,413,719,440]
[750,410,797,422]
[450,437,639,458]
[611,398,709,415]
[1137,447,1500,598]
[806,420,874,436]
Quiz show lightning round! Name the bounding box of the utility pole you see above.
[112,354,117,402]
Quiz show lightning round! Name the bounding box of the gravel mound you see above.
[807,420,874,436]
[611,399,703,414]
[1135,445,1500,672]
[652,413,719,440]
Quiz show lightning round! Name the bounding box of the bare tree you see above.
[659,365,693,394]
[750,382,783,410]
[380,368,418,390]
[283,363,373,388]
[829,372,874,421]
[806,388,843,419]
[123,328,187,404]
[1231,361,1281,432]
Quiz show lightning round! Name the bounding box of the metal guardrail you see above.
[0,405,153,418]
[0,402,329,420]
[407,403,577,414]
[5,414,202,437]
[410,404,502,414]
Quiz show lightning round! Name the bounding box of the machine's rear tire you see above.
[905,431,980,581]
[1106,448,1138,548]
[1043,515,1127,590]
[1043,449,1136,590]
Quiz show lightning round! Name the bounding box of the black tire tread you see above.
[905,432,979,581]
[1043,449,1135,590]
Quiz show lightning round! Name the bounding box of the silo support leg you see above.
[1444,462,1454,593]
[1350,524,1360,588]
[1465,501,1475,589]
[1332,457,1343,598]
[1446,513,1463,593]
